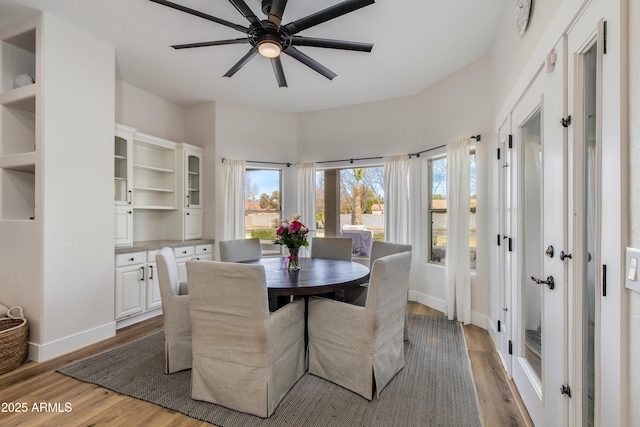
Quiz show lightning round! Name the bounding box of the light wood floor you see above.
[0,303,533,426]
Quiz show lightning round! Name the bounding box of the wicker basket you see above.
[0,307,29,375]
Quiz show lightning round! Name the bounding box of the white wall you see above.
[38,13,114,360]
[628,0,640,421]
[490,0,562,111]
[115,79,184,143]
[297,56,494,325]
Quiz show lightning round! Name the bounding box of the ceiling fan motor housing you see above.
[249,21,289,50]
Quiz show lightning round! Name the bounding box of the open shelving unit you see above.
[132,135,177,210]
[1,20,38,221]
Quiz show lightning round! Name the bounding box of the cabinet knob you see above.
[129,257,134,261]
[186,212,190,216]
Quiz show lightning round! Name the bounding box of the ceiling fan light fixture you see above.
[258,40,281,58]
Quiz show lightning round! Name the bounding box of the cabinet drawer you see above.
[174,246,194,258]
[115,252,145,267]
[195,244,212,255]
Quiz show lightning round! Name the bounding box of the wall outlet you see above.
[626,247,640,294]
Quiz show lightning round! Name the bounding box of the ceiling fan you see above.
[149,0,374,87]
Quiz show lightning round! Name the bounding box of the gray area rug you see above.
[58,315,481,427]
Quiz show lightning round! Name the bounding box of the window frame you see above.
[314,163,386,242]
[244,166,284,256]
[427,148,477,268]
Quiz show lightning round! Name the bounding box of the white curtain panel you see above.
[384,155,410,244]
[296,162,316,234]
[223,159,246,240]
[444,138,471,324]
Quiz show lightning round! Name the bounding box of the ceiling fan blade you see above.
[172,38,249,49]
[270,57,288,87]
[290,36,373,52]
[283,0,374,35]
[223,47,259,77]
[267,0,288,27]
[283,46,337,80]
[228,0,264,27]
[149,0,248,33]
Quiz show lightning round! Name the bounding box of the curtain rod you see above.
[408,134,481,159]
[315,156,383,165]
[222,134,481,166]
[222,158,292,167]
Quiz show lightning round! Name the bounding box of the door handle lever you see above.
[531,275,555,290]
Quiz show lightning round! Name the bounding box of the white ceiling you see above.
[0,0,506,113]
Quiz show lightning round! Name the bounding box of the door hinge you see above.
[497,320,502,332]
[561,384,572,397]
[604,21,608,54]
[508,340,513,355]
[497,148,501,160]
[561,115,572,127]
[497,234,501,246]
[603,264,607,297]
[508,134,513,149]
[508,237,513,252]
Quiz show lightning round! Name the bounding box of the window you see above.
[315,166,385,241]
[428,150,477,268]
[244,168,282,255]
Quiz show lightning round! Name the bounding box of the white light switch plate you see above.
[626,247,640,294]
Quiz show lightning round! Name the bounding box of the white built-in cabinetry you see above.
[114,124,134,246]
[164,144,204,241]
[114,124,204,246]
[114,242,212,327]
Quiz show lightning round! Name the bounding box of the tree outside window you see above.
[315,166,385,240]
[428,151,477,268]
[244,168,282,255]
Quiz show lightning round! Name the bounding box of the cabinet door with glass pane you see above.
[114,124,135,206]
[184,146,203,209]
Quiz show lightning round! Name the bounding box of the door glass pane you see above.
[583,42,597,427]
[187,155,200,206]
[114,136,128,203]
[521,109,543,381]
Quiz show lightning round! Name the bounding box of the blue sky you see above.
[246,169,280,196]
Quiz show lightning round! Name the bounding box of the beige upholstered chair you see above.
[344,241,413,340]
[186,260,306,418]
[310,237,352,261]
[155,247,192,374]
[307,251,412,400]
[219,238,262,262]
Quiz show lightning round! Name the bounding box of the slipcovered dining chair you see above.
[186,260,306,418]
[310,237,352,261]
[155,247,192,374]
[219,237,262,262]
[310,237,353,300]
[344,241,413,340]
[307,251,412,400]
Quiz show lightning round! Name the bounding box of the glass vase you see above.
[286,247,300,271]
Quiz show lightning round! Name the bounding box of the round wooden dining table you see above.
[244,257,370,297]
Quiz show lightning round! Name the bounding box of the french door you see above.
[497,115,513,375]
[509,36,568,427]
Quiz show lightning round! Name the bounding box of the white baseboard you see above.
[409,291,489,330]
[28,321,116,362]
